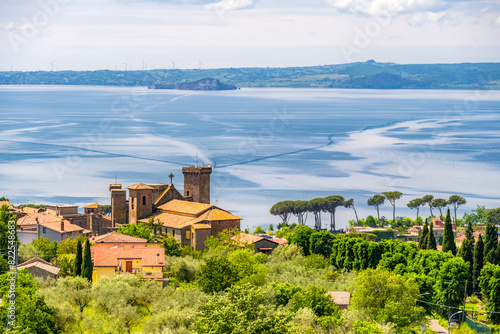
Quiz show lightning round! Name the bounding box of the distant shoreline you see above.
[0,61,499,90]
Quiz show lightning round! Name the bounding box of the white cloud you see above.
[405,11,449,26]
[325,0,444,17]
[495,16,500,26]
[205,0,253,11]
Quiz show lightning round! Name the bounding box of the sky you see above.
[0,0,499,71]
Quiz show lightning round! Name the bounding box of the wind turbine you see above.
[141,59,147,71]
[115,63,118,71]
[198,60,203,70]
[123,63,128,71]
[49,60,55,72]
[171,60,176,70]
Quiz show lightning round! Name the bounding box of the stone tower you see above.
[110,184,127,227]
[127,183,154,224]
[182,166,212,204]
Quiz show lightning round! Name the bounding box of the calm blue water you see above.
[1,85,499,229]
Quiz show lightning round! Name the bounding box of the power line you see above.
[417,299,500,315]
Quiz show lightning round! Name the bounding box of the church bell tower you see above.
[182,166,212,204]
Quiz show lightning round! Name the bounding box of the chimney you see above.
[36,217,40,237]
[60,220,64,232]
[156,253,160,264]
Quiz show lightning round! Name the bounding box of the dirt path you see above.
[429,319,447,333]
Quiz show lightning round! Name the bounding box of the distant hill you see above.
[149,78,237,90]
[1,61,499,90]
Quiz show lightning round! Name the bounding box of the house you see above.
[408,219,457,246]
[18,257,60,280]
[231,233,281,254]
[37,219,91,242]
[327,291,350,310]
[109,166,242,251]
[90,232,162,249]
[346,226,398,239]
[91,246,165,283]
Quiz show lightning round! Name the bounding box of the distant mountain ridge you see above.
[1,61,499,90]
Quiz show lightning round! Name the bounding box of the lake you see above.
[0,85,499,230]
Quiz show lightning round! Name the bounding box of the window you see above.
[142,196,146,205]
[186,230,191,240]
[187,191,190,196]
[42,227,46,234]
[131,198,134,209]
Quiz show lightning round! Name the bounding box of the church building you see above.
[109,166,241,251]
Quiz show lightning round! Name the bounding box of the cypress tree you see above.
[82,239,93,282]
[419,219,429,249]
[473,235,484,293]
[74,239,83,277]
[460,222,474,274]
[427,222,437,250]
[484,222,499,264]
[442,208,457,255]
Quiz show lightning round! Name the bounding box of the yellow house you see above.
[92,246,165,283]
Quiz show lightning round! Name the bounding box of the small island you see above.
[148,78,237,91]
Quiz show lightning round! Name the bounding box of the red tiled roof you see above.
[19,257,50,267]
[127,183,154,190]
[232,233,267,246]
[140,212,193,229]
[17,212,61,226]
[327,291,350,305]
[157,200,213,216]
[42,220,84,233]
[192,224,211,230]
[92,232,148,243]
[205,208,241,221]
[18,261,60,276]
[272,238,287,245]
[92,246,165,267]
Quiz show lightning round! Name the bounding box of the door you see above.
[126,261,132,273]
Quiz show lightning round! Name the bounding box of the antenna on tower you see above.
[115,175,117,184]
[195,152,198,167]
[141,59,147,71]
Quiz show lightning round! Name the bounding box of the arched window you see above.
[142,196,146,205]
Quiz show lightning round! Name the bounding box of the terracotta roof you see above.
[92,246,165,267]
[271,238,288,245]
[205,208,241,221]
[139,212,193,229]
[83,203,98,209]
[17,212,61,226]
[192,224,211,230]
[92,232,148,243]
[154,184,183,206]
[157,200,213,216]
[127,183,154,190]
[42,220,84,233]
[327,292,350,306]
[18,261,60,276]
[19,257,50,267]
[0,201,13,209]
[232,233,267,246]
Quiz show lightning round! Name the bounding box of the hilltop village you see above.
[1,166,500,334]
